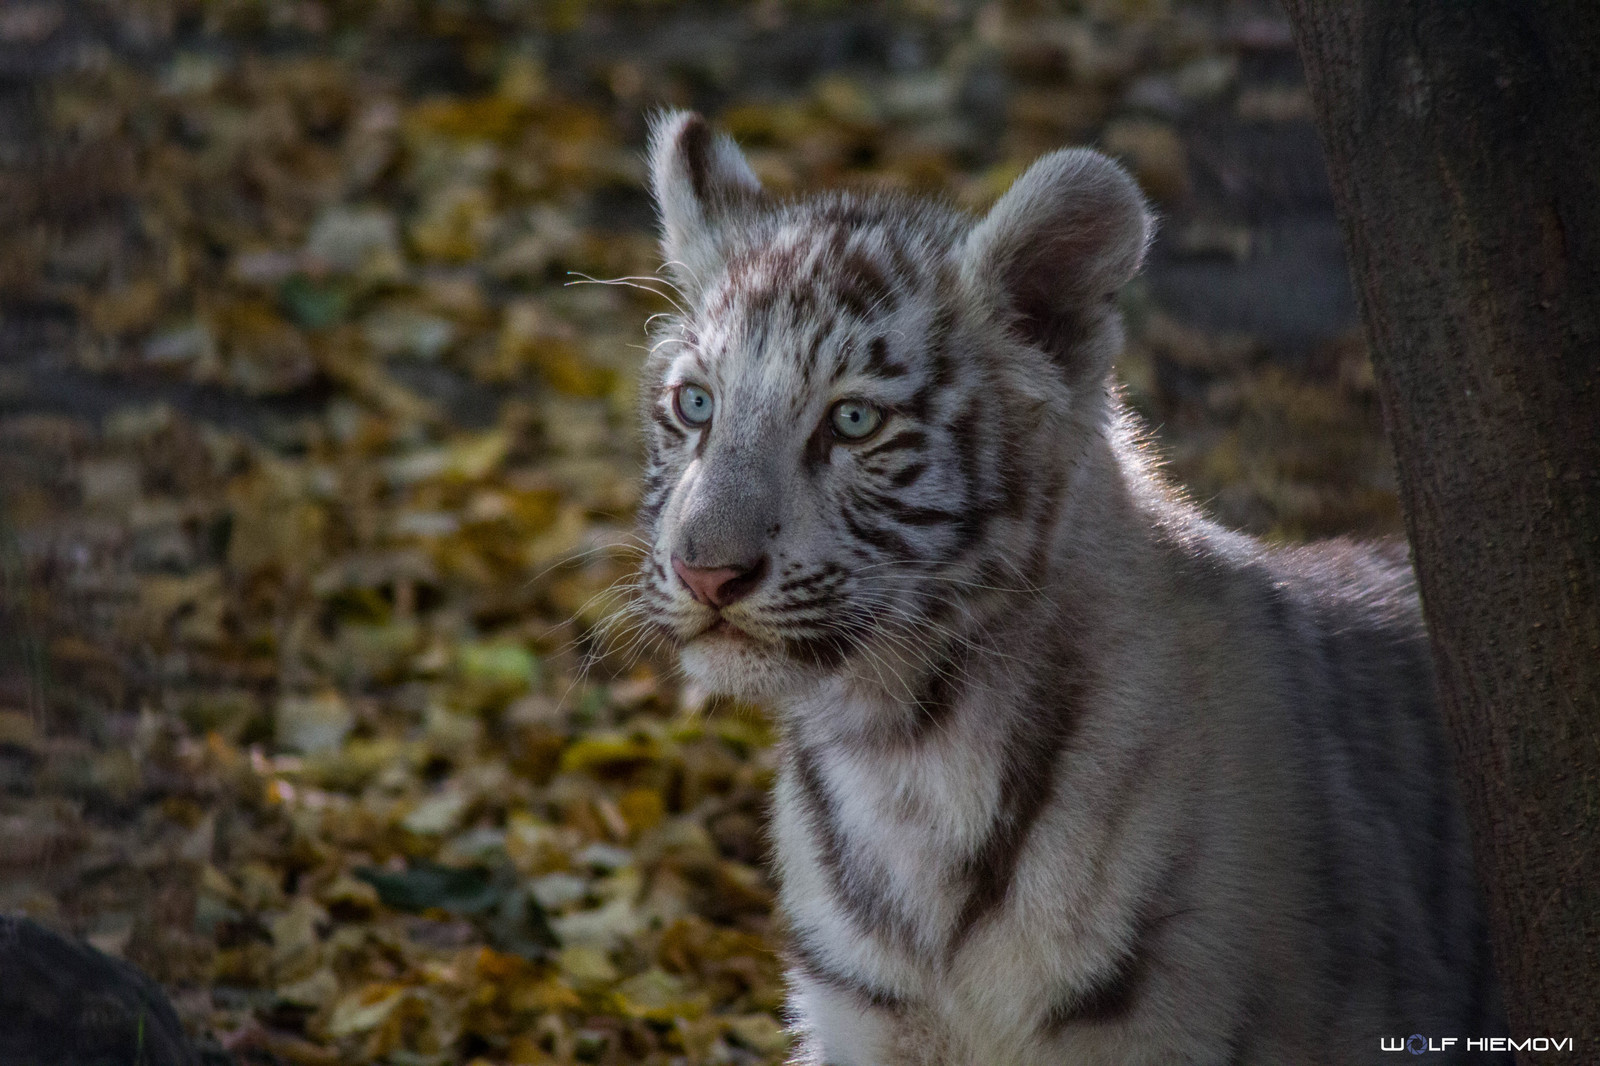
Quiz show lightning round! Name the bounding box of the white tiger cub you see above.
[631,111,1508,1065]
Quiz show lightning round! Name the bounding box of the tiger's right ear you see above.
[648,110,763,297]
[960,148,1151,385]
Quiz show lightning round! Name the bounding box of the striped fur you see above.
[633,111,1508,1065]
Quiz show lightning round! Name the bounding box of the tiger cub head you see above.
[633,110,1151,704]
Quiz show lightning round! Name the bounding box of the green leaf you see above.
[457,640,541,690]
[355,862,501,915]
[279,273,351,329]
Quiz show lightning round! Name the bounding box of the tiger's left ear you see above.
[648,110,764,297]
[961,148,1152,381]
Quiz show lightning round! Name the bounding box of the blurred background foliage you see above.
[0,0,1398,1063]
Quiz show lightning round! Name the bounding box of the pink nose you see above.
[672,556,767,608]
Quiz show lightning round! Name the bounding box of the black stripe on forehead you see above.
[691,225,948,397]
[828,246,898,319]
[745,307,774,363]
[803,317,831,382]
[863,336,908,379]
[729,223,907,308]
[879,229,920,288]
[714,241,803,322]
[828,337,852,384]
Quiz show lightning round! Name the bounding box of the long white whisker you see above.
[657,258,703,296]
[566,272,685,315]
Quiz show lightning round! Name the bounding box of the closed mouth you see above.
[700,616,753,642]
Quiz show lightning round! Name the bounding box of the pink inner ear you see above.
[1022,198,1147,304]
[986,214,1117,364]
[1002,253,1091,367]
[972,149,1152,322]
[968,153,1150,377]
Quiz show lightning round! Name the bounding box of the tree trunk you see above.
[1280,1,1600,1057]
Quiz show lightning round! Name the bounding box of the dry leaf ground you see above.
[0,2,1397,1063]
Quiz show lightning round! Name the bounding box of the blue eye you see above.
[829,399,884,441]
[674,384,714,427]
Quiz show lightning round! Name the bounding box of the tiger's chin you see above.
[678,627,819,702]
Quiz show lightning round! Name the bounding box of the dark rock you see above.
[0,915,202,1066]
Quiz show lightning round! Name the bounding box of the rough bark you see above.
[1281,0,1600,1056]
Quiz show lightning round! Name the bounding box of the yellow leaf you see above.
[326,981,408,1038]
[555,944,618,991]
[401,787,470,836]
[277,968,338,1008]
[609,968,709,1022]
[407,95,528,143]
[86,277,164,334]
[506,1034,564,1064]
[559,732,660,775]
[617,787,665,837]
[410,185,495,262]
[0,710,39,751]
[318,874,380,917]
[725,1012,791,1055]
[269,897,328,984]
[541,347,617,398]
[506,975,582,1014]
[274,692,353,756]
[139,569,221,624]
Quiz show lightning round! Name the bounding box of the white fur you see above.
[634,112,1503,1066]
